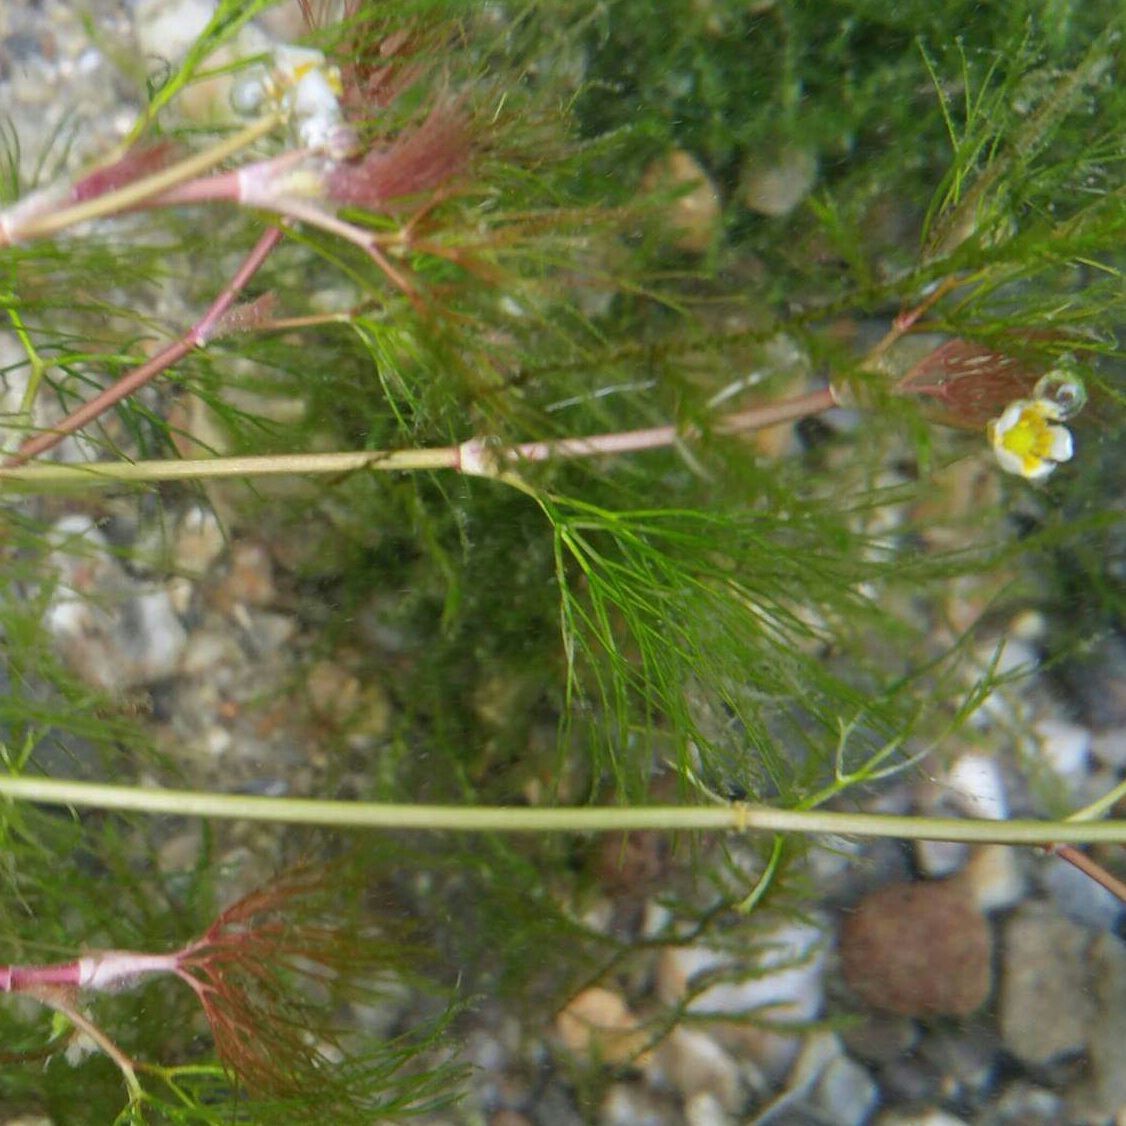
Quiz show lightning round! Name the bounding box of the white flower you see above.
[230,45,356,157]
[986,398,1074,480]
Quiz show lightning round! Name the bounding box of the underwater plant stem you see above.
[0,387,839,486]
[1047,844,1126,905]
[0,775,1121,845]
[4,225,285,467]
[33,991,142,1097]
[0,116,282,245]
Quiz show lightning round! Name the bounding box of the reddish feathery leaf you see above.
[893,338,1048,430]
[327,103,469,208]
[72,141,179,203]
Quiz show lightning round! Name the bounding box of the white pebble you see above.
[1033,717,1091,779]
[965,845,1026,913]
[915,838,970,879]
[684,1092,732,1126]
[944,753,1008,820]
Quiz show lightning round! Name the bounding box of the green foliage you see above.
[0,0,1122,1118]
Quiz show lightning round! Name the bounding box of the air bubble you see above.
[230,73,268,116]
[1033,356,1088,420]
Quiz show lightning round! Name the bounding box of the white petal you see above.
[992,401,1028,435]
[1047,425,1073,462]
[1023,458,1056,481]
[993,445,1028,476]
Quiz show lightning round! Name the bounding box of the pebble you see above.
[876,1112,969,1126]
[839,878,992,1017]
[640,150,722,254]
[914,838,969,879]
[683,1092,731,1126]
[988,1082,1064,1123]
[1032,715,1091,779]
[803,1042,879,1126]
[1090,726,1126,768]
[840,1013,919,1066]
[173,504,227,577]
[999,903,1092,1066]
[599,1083,670,1126]
[652,1027,741,1113]
[43,516,187,690]
[656,920,827,1080]
[963,844,1026,913]
[943,752,1008,820]
[218,540,277,608]
[741,145,818,217]
[1042,851,1124,932]
[1083,931,1126,1118]
[555,987,651,1067]
[306,659,362,722]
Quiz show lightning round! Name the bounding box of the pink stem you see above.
[6,225,285,467]
[1047,843,1126,905]
[460,386,839,472]
[0,949,182,993]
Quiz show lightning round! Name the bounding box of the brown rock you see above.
[555,987,652,1067]
[839,878,992,1017]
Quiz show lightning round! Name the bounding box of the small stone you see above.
[157,826,204,873]
[489,1113,532,1126]
[173,504,226,576]
[964,845,1026,913]
[805,1050,879,1126]
[839,879,992,1017]
[1084,932,1126,1116]
[1033,716,1091,779]
[343,683,393,748]
[640,150,721,254]
[1042,852,1124,932]
[999,903,1092,1066]
[219,541,276,607]
[306,660,362,722]
[943,753,1008,820]
[840,1013,919,1066]
[42,517,187,689]
[876,1111,969,1126]
[238,608,296,655]
[599,1083,670,1126]
[555,988,651,1066]
[988,1082,1064,1124]
[653,1027,741,1112]
[914,838,969,879]
[1090,727,1126,768]
[683,1092,731,1126]
[656,921,826,1080]
[741,145,818,218]
[180,630,241,678]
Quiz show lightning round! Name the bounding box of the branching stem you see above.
[0,386,839,487]
[4,225,286,466]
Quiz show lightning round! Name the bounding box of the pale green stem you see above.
[0,447,460,489]
[33,991,142,1100]
[0,388,839,491]
[1,115,282,244]
[0,776,1121,844]
[0,294,46,453]
[1066,776,1126,823]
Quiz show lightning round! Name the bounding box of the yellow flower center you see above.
[993,404,1060,474]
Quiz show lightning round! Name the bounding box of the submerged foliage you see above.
[0,0,1121,1118]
